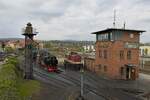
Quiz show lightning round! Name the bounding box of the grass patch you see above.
[0,56,41,100]
[18,80,41,97]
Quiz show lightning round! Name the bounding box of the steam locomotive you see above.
[38,50,58,72]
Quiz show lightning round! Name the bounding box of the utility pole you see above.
[81,68,84,98]
[22,22,37,79]
[77,65,85,100]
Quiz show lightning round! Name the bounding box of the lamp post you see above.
[22,22,37,79]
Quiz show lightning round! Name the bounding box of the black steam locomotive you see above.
[38,49,58,72]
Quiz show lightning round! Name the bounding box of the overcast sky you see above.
[0,0,150,42]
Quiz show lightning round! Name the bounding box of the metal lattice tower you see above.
[22,23,37,79]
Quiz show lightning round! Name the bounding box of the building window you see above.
[144,48,148,55]
[130,34,134,38]
[120,67,124,75]
[109,32,113,41]
[104,65,107,72]
[99,64,101,71]
[120,50,124,60]
[127,50,132,60]
[99,50,102,58]
[104,50,107,59]
[97,33,109,41]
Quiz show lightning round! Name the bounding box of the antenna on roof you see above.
[123,21,126,29]
[113,9,116,28]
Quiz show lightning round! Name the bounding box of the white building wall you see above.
[140,46,150,56]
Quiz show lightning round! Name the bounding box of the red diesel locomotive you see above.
[64,52,83,71]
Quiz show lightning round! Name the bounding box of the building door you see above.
[126,67,130,79]
[131,68,136,80]
[126,66,136,80]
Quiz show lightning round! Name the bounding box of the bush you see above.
[6,56,19,67]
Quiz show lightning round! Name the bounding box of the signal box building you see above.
[92,28,145,80]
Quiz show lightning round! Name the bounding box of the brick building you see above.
[84,57,95,72]
[91,28,145,80]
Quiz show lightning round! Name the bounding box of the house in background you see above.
[83,45,95,52]
[139,45,150,72]
[140,45,150,56]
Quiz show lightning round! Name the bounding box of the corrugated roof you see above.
[92,28,146,34]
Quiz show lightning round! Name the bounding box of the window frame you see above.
[104,65,107,72]
[120,50,124,60]
[104,50,107,59]
[99,50,102,58]
[127,50,132,60]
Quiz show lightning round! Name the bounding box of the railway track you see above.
[59,71,142,100]
[34,67,107,100]
[33,66,142,100]
[33,69,74,89]
[58,71,108,100]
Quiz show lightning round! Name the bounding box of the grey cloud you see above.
[96,0,118,10]
[0,0,150,42]
[26,0,77,22]
[0,1,14,11]
[0,2,7,10]
[139,18,150,24]
[135,0,150,5]
[30,10,64,22]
